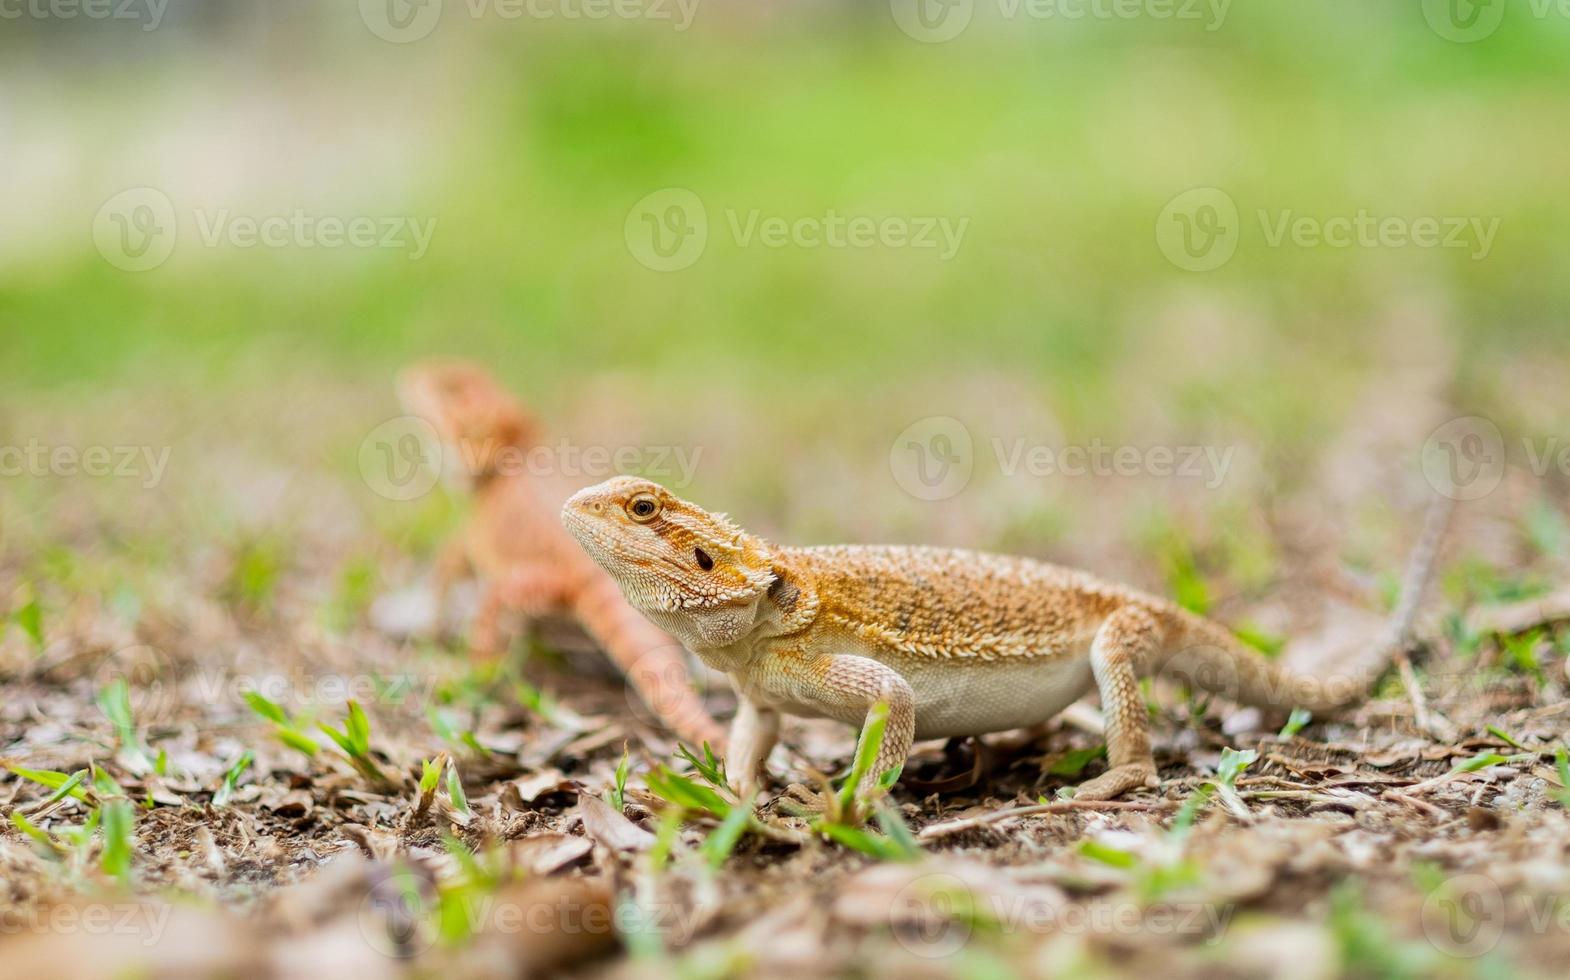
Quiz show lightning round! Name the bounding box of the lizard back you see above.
[784,544,1144,662]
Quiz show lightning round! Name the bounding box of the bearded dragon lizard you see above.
[397,361,725,749]
[562,475,1445,801]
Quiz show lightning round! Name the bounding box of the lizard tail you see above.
[1160,612,1371,713]
[1159,491,1454,715]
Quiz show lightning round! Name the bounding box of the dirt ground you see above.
[3,382,1570,980]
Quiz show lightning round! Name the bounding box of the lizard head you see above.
[561,476,777,615]
[396,359,542,488]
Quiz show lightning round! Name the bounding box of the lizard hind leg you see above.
[1071,606,1164,802]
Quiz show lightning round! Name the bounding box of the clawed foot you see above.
[1072,762,1159,802]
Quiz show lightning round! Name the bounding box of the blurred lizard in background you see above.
[397,361,725,749]
[562,476,1449,803]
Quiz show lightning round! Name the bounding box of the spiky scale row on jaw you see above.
[561,475,1406,806]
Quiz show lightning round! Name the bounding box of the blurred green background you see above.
[2,1,1568,600]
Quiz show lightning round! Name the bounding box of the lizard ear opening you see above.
[694,547,714,571]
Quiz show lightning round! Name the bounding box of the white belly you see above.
[899,655,1094,739]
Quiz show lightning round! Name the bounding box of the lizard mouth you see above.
[561,508,655,566]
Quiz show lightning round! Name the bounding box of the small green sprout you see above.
[1486,725,1524,749]
[1168,784,1212,841]
[1500,629,1547,683]
[427,706,489,757]
[1217,746,1258,787]
[818,818,920,862]
[6,765,91,803]
[446,759,470,816]
[244,691,319,758]
[675,742,728,788]
[97,678,153,773]
[514,680,560,724]
[611,747,632,811]
[1047,745,1106,778]
[11,811,60,855]
[420,757,443,795]
[12,596,43,649]
[700,793,755,868]
[835,701,891,819]
[100,799,134,886]
[318,701,396,789]
[213,751,254,808]
[647,807,684,871]
[1278,708,1312,739]
[1212,746,1258,820]
[1452,751,1515,774]
[1552,747,1570,808]
[645,766,733,817]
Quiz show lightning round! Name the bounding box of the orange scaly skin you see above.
[397,362,726,750]
[562,476,1395,802]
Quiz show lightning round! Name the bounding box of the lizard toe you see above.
[1072,762,1158,802]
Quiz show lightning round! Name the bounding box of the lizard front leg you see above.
[1072,606,1163,801]
[767,651,916,802]
[724,697,780,798]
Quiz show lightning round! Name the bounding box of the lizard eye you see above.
[627,494,660,522]
[694,547,714,571]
